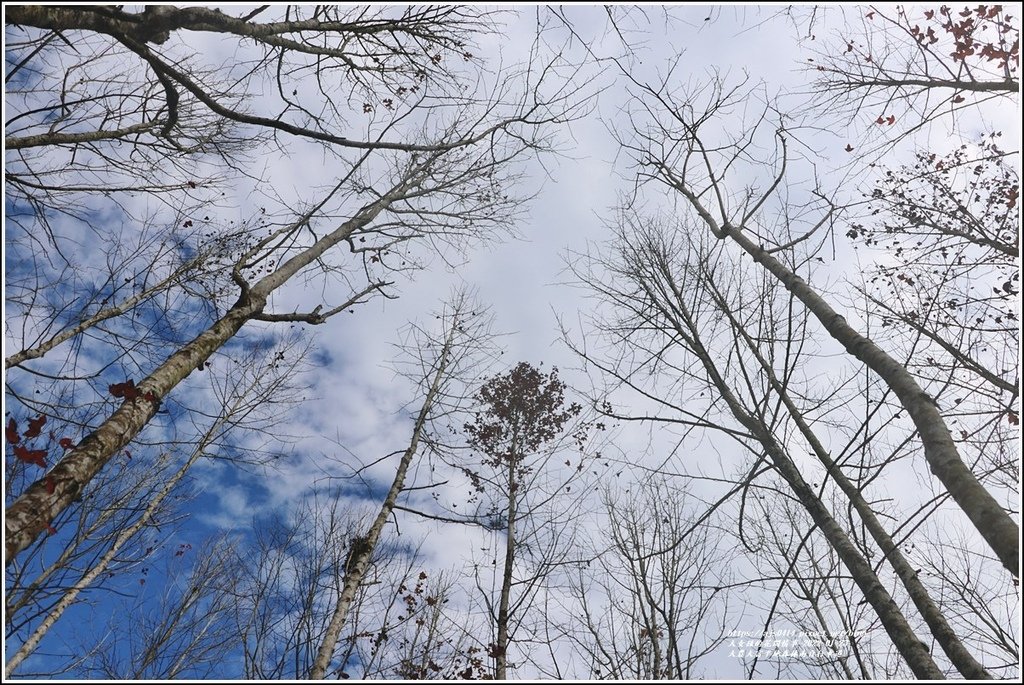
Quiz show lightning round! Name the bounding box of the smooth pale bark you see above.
[5,180,417,564]
[308,312,459,679]
[709,281,992,679]
[632,260,945,679]
[674,183,1019,577]
[697,361,943,678]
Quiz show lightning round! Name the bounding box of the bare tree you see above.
[4,5,588,562]
[4,335,309,677]
[738,492,881,679]
[229,492,480,680]
[697,246,997,677]
[568,476,735,679]
[383,570,488,680]
[309,290,498,678]
[849,140,1019,495]
[613,72,1017,577]
[75,535,240,680]
[915,527,1020,678]
[3,6,532,217]
[230,492,355,680]
[4,226,218,371]
[572,215,965,677]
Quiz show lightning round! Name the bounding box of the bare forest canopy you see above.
[3,4,1020,681]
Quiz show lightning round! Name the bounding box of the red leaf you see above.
[46,524,58,536]
[1009,411,1020,425]
[866,11,875,19]
[924,9,935,19]
[952,94,966,103]
[13,444,47,468]
[876,115,886,125]
[6,418,20,445]
[845,144,855,152]
[59,437,76,450]
[886,115,896,125]
[109,380,140,400]
[45,476,56,494]
[25,415,46,439]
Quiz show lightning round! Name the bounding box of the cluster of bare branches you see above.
[4,4,1018,681]
[560,2,1018,679]
[4,3,589,563]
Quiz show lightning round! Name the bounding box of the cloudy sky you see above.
[4,3,1019,680]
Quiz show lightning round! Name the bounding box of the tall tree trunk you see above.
[308,306,460,679]
[634,262,945,679]
[5,304,255,564]
[674,183,1019,577]
[495,458,517,681]
[696,344,944,679]
[5,417,226,677]
[709,279,992,679]
[6,180,418,564]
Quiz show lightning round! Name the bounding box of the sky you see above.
[3,3,1021,681]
